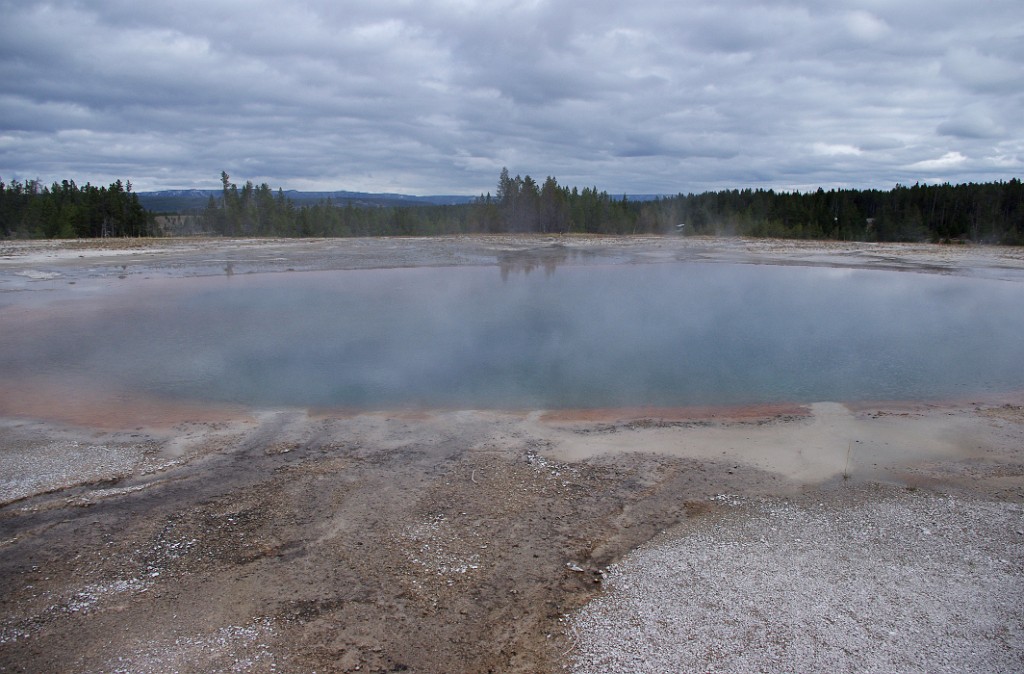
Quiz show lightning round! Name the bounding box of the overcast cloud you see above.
[1,0,1021,194]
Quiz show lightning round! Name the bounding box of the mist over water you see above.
[2,262,1023,410]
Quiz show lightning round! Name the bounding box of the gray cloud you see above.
[1,0,1021,194]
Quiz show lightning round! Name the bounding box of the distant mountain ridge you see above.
[137,189,664,212]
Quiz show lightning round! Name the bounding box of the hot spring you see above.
[2,262,1022,410]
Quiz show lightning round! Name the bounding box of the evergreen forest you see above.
[3,170,1023,244]
[0,178,151,238]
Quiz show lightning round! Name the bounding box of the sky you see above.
[1,0,1022,196]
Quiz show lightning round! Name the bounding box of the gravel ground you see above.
[0,440,142,504]
[569,486,1024,674]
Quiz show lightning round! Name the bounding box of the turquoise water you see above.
[2,262,1022,409]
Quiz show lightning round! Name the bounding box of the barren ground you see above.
[1,235,1023,673]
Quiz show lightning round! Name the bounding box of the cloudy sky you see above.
[1,0,1022,195]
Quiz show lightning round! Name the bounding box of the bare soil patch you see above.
[1,409,789,672]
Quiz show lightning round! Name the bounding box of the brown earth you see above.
[0,407,801,673]
[1,236,1023,673]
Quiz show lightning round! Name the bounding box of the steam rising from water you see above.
[1,263,1022,409]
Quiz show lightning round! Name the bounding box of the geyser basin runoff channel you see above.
[1,261,1023,412]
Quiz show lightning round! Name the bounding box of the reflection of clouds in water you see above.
[2,264,1022,408]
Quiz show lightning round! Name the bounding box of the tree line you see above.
[197,170,640,237]
[3,170,1022,244]
[0,177,151,238]
[198,170,1023,244]
[658,180,1024,244]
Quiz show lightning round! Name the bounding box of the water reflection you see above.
[1,263,1022,410]
[497,244,582,280]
